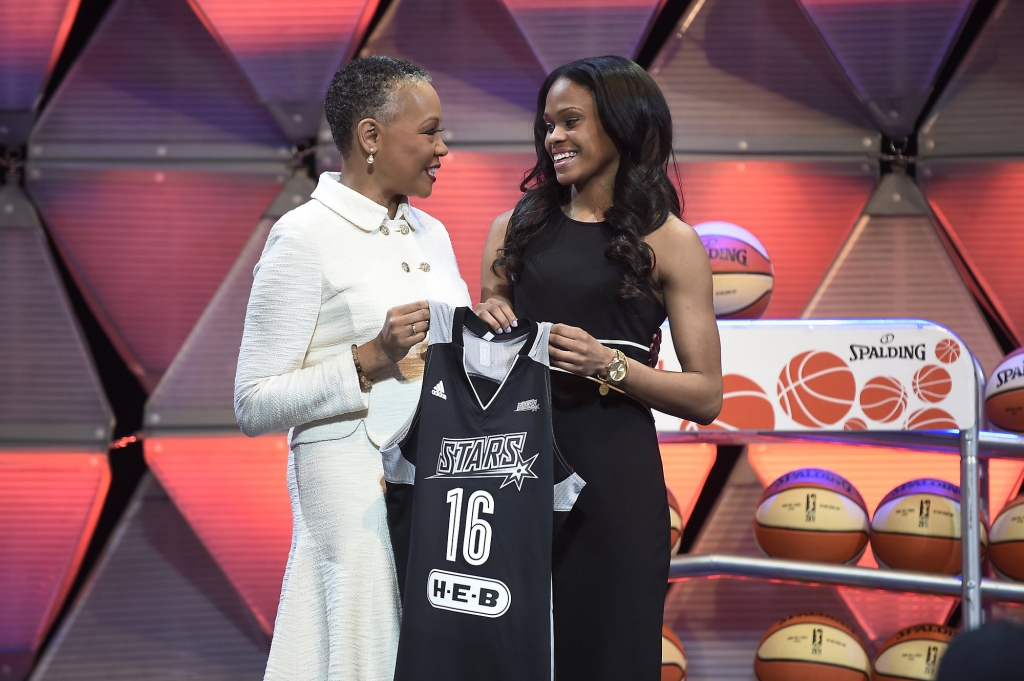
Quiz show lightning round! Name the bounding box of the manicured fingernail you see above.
[511,320,518,327]
[496,328,503,334]
[506,326,512,333]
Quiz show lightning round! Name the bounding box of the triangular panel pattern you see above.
[27,165,286,391]
[30,475,269,681]
[187,0,379,140]
[30,0,288,160]
[650,0,879,154]
[412,151,533,303]
[0,186,112,447]
[664,454,874,680]
[498,0,663,74]
[798,0,972,136]
[802,206,1004,374]
[0,452,109,681]
[920,160,1024,344]
[146,176,315,431]
[674,160,876,319]
[0,0,78,113]
[920,0,1024,157]
[362,0,546,144]
[144,436,292,635]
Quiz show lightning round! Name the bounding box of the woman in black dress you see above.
[476,56,723,679]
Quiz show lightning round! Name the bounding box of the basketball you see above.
[777,351,857,427]
[844,418,867,430]
[668,487,683,555]
[984,347,1024,432]
[661,625,687,681]
[989,495,1024,580]
[755,612,869,681]
[935,339,961,364]
[860,376,907,423]
[905,407,958,430]
[683,374,775,431]
[871,479,987,574]
[913,365,952,404]
[873,623,955,681]
[694,222,773,319]
[754,468,869,564]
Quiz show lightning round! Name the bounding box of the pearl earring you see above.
[367,149,375,165]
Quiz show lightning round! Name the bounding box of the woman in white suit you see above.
[234,56,471,681]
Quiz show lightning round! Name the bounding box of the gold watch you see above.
[604,349,628,384]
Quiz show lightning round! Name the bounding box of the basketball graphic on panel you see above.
[777,351,856,427]
[755,612,869,681]
[754,468,869,564]
[661,625,687,681]
[935,339,961,364]
[985,347,1024,432]
[905,407,958,430]
[873,623,954,681]
[871,479,987,574]
[913,365,952,404]
[859,376,907,423]
[668,487,683,555]
[694,222,773,319]
[989,495,1024,580]
[843,418,867,431]
[683,374,775,431]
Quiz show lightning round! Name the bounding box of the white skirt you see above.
[264,425,401,681]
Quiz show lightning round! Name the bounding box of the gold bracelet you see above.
[351,344,373,392]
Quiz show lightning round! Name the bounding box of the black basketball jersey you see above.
[382,301,584,681]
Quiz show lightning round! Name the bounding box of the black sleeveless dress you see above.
[514,210,670,680]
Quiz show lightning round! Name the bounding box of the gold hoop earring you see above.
[367,149,375,165]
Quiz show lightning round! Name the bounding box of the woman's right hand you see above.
[356,301,430,379]
[474,297,517,334]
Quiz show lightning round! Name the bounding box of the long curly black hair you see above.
[493,55,681,300]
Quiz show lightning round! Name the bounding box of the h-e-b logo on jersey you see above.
[428,432,539,490]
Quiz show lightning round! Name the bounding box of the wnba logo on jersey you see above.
[429,432,540,490]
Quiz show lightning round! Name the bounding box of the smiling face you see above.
[543,78,620,189]
[372,80,448,199]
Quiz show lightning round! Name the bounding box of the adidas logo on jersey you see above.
[428,432,539,490]
[431,381,447,400]
[514,399,539,412]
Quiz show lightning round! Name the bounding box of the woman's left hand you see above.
[549,324,617,377]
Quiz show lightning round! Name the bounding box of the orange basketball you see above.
[684,374,775,431]
[914,365,952,403]
[935,339,961,364]
[989,495,1024,580]
[668,487,683,555]
[873,623,955,681]
[695,222,774,319]
[906,407,958,430]
[984,347,1024,432]
[754,468,869,564]
[755,612,869,681]
[661,625,687,681]
[860,376,907,423]
[844,418,867,430]
[777,351,856,427]
[871,478,987,574]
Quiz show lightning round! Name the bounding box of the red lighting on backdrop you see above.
[661,443,718,529]
[144,435,291,634]
[0,452,109,653]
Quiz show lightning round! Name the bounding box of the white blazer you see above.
[235,171,472,448]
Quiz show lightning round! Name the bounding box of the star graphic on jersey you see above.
[499,452,540,490]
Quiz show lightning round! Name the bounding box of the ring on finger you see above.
[411,324,417,335]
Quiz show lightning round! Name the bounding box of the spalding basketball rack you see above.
[654,319,1024,631]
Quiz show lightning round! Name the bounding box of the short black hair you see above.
[325,56,431,156]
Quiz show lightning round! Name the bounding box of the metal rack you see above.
[662,357,1024,630]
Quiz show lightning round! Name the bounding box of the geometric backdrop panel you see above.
[921,160,1024,346]
[27,166,285,391]
[675,160,877,319]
